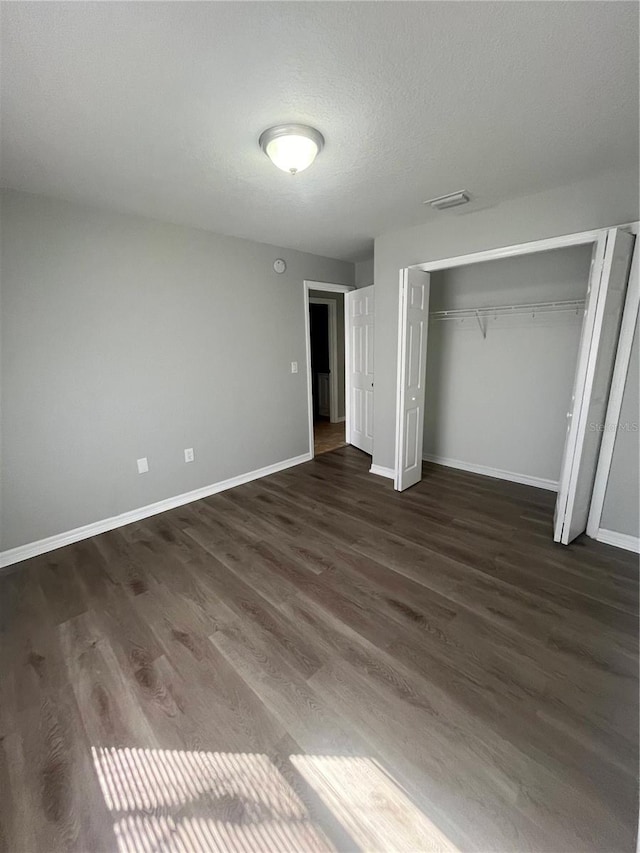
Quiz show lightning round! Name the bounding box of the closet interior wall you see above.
[424,245,593,487]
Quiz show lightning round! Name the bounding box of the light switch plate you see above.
[184,448,194,463]
[137,457,149,474]
[291,361,298,373]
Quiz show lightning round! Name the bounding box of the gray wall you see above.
[600,317,640,538]
[372,168,640,476]
[0,190,353,550]
[424,247,592,482]
[355,257,374,288]
[309,289,345,420]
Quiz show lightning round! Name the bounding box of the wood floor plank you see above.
[1,446,637,852]
[4,691,117,852]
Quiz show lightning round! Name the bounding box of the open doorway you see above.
[309,292,345,455]
[304,281,354,458]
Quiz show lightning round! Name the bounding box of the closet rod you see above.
[430,299,585,320]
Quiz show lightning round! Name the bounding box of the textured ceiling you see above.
[1,2,638,261]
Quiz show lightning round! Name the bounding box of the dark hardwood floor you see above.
[0,446,637,852]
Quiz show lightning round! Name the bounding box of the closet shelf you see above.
[430,300,586,338]
[430,299,585,320]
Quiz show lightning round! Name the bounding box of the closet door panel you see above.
[395,268,430,491]
[554,228,634,544]
[587,239,640,537]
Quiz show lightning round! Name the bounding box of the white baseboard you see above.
[422,453,558,492]
[334,416,346,423]
[595,528,640,554]
[0,452,312,570]
[369,464,395,480]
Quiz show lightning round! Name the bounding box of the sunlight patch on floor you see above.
[291,754,458,852]
[92,746,457,852]
[91,747,331,852]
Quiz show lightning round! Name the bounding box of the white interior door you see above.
[347,285,374,454]
[394,268,430,491]
[554,228,635,544]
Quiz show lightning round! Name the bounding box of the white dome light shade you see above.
[259,124,324,175]
[265,134,318,174]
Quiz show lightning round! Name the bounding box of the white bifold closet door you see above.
[394,268,430,491]
[554,228,635,544]
[347,285,375,454]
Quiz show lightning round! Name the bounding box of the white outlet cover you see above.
[291,361,298,373]
[184,448,194,463]
[137,457,149,474]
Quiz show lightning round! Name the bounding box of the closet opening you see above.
[424,245,592,493]
[395,227,635,545]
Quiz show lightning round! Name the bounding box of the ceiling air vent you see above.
[424,190,470,211]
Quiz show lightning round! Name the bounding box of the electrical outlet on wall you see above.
[137,457,149,474]
[291,361,298,373]
[184,448,195,463]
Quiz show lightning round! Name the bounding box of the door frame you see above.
[309,297,339,422]
[395,224,637,538]
[304,280,355,458]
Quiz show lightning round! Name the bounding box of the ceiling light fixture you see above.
[424,190,470,211]
[259,124,324,175]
